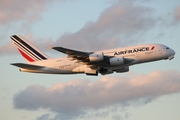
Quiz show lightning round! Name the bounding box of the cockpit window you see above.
[166,47,170,49]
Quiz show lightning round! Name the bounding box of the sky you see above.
[1,0,180,120]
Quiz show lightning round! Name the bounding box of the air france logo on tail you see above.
[114,46,155,56]
[11,35,48,62]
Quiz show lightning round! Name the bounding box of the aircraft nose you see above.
[172,49,175,55]
[168,49,175,60]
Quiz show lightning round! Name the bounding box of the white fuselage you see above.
[20,43,175,74]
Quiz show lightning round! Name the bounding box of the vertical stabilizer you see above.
[10,35,49,62]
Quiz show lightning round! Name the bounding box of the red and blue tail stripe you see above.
[11,35,49,62]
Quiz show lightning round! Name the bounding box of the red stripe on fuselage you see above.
[151,46,155,50]
[18,48,35,62]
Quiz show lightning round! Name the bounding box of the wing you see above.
[52,47,113,68]
[52,47,94,62]
[11,63,44,70]
[52,47,91,56]
[52,47,134,70]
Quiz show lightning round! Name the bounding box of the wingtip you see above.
[51,47,59,50]
[48,46,53,50]
[52,47,63,50]
[48,46,61,50]
[10,63,16,66]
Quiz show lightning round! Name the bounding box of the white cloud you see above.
[0,0,56,55]
[0,35,54,55]
[2,0,179,56]
[173,5,180,23]
[0,0,53,24]
[54,1,158,51]
[13,69,180,120]
[0,41,16,55]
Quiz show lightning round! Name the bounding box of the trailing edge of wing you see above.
[52,47,94,62]
[11,63,44,69]
[52,47,92,56]
[52,47,135,67]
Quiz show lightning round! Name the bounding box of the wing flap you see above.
[52,47,92,55]
[11,63,44,69]
[52,46,134,68]
[52,47,92,62]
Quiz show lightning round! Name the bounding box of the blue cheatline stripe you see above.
[12,35,47,60]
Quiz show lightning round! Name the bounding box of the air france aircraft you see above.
[10,35,175,76]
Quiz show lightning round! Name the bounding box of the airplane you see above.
[10,35,175,76]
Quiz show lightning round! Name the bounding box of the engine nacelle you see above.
[89,53,104,62]
[109,56,124,66]
[99,68,114,75]
[115,66,129,73]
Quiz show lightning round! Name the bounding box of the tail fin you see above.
[10,35,49,62]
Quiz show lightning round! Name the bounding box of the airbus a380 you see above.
[10,35,175,76]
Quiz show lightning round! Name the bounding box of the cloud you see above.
[13,69,180,120]
[0,0,80,25]
[54,1,158,51]
[0,42,15,55]
[0,0,56,24]
[0,0,56,55]
[0,0,159,55]
[161,5,180,26]
[0,35,54,56]
[173,5,180,23]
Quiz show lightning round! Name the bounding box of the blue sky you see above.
[1,0,180,120]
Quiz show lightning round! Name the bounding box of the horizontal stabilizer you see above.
[11,63,44,69]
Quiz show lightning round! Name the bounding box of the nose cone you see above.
[168,49,175,60]
[172,49,175,55]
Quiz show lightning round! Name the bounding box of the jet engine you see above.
[89,52,104,62]
[109,56,124,66]
[115,66,129,73]
[99,68,114,75]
